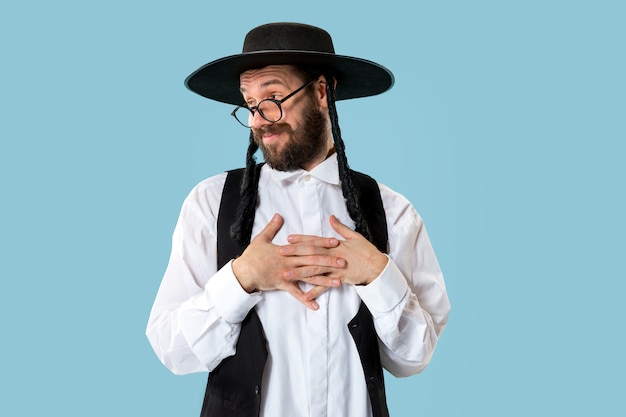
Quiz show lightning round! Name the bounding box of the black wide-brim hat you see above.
[185,22,394,105]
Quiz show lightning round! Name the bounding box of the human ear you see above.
[316,75,331,109]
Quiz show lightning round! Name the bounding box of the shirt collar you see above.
[268,153,340,185]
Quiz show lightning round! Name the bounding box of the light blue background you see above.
[1,1,624,416]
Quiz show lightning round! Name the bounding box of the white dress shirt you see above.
[146,153,450,417]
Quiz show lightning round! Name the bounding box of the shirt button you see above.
[303,174,311,182]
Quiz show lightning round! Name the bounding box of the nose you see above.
[250,110,271,129]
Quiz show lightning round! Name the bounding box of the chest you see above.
[253,176,354,245]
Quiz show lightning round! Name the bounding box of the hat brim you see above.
[185,51,394,105]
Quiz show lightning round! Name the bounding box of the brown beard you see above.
[252,100,328,171]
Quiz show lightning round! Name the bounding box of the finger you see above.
[286,234,340,247]
[279,243,343,260]
[282,255,346,274]
[329,215,359,239]
[303,285,330,302]
[254,213,283,242]
[291,272,341,288]
[283,283,320,310]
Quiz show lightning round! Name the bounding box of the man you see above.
[147,22,450,417]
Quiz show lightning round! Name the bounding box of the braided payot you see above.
[324,75,373,242]
[230,130,259,244]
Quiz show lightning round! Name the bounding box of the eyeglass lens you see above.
[231,79,316,128]
[233,100,282,127]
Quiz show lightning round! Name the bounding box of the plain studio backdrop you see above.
[1,1,624,416]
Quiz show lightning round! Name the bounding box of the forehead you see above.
[239,65,302,91]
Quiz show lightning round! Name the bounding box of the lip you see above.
[262,132,282,145]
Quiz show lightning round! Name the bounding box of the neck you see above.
[302,138,335,171]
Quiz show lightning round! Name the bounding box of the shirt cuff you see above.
[205,260,262,323]
[354,256,409,316]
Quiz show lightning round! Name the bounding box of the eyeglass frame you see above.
[230,78,317,128]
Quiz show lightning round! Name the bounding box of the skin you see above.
[231,65,389,310]
[241,65,332,170]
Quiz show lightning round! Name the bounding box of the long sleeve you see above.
[145,174,261,375]
[355,183,450,377]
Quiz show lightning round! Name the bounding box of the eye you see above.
[270,92,283,100]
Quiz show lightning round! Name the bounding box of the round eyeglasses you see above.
[231,79,316,128]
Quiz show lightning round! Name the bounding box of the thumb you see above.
[330,215,358,239]
[255,213,283,242]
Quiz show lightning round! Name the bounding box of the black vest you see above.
[201,167,390,417]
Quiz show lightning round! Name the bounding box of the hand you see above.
[283,215,388,286]
[231,214,345,310]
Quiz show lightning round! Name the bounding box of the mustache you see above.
[253,123,292,139]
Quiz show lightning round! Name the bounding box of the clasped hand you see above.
[231,214,388,310]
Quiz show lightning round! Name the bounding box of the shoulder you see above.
[350,169,425,232]
[186,172,229,203]
[377,181,425,230]
[183,165,263,213]
[178,172,230,224]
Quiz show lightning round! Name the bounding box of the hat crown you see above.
[242,23,335,54]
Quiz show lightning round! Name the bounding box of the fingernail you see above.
[329,238,338,246]
[336,258,345,266]
[287,235,296,243]
[279,247,287,255]
[272,214,280,222]
[311,301,319,310]
[331,279,340,286]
